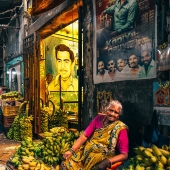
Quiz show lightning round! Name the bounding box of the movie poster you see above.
[93,0,156,84]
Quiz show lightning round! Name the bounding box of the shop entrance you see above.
[23,1,83,135]
[40,20,81,130]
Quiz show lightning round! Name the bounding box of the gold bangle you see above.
[69,148,76,154]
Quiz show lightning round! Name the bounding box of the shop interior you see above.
[39,20,81,132]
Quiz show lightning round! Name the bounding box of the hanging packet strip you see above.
[157,43,170,71]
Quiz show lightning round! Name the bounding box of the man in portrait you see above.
[97,0,138,48]
[127,52,141,78]
[118,52,141,79]
[95,59,110,83]
[48,44,78,91]
[106,57,118,81]
[116,58,127,72]
[138,49,156,78]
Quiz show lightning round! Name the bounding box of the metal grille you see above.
[23,34,34,56]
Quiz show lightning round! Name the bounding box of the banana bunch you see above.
[124,144,170,170]
[20,115,33,139]
[7,115,21,141]
[50,127,68,135]
[41,136,61,165]
[48,109,68,129]
[2,91,21,99]
[41,109,49,132]
[18,155,52,170]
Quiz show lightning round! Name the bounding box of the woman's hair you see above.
[106,100,123,115]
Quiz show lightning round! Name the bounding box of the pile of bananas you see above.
[17,155,51,170]
[48,109,68,129]
[10,127,82,168]
[40,127,79,165]
[123,144,170,170]
[11,137,44,167]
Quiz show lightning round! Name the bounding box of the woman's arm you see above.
[63,133,88,160]
[109,152,128,164]
[71,132,88,151]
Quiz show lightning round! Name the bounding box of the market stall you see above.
[0,91,23,134]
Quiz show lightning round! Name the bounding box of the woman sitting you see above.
[60,99,129,170]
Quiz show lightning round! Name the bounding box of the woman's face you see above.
[105,105,121,122]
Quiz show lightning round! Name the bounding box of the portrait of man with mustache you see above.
[138,49,156,78]
[48,44,78,91]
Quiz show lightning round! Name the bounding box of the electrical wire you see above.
[0,5,23,15]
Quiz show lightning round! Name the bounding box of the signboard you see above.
[93,0,156,84]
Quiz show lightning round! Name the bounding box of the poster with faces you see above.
[93,0,156,84]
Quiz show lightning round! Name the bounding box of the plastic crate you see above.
[3,106,19,116]
[3,115,16,127]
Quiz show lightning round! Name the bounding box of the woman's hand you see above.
[63,150,73,160]
[98,159,111,170]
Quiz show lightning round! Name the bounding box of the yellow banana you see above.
[139,163,149,167]
[167,157,170,166]
[55,165,60,170]
[159,148,170,158]
[145,166,154,170]
[143,149,153,158]
[162,145,169,151]
[143,158,153,166]
[146,148,153,153]
[156,161,164,168]
[56,145,61,152]
[136,155,144,161]
[149,156,158,163]
[138,146,145,152]
[151,144,162,157]
[159,155,167,165]
[40,163,44,170]
[133,147,142,155]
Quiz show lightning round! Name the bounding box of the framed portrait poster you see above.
[93,0,156,84]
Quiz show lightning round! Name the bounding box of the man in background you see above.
[138,49,156,78]
[48,44,78,91]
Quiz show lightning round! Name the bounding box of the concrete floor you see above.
[0,132,20,167]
